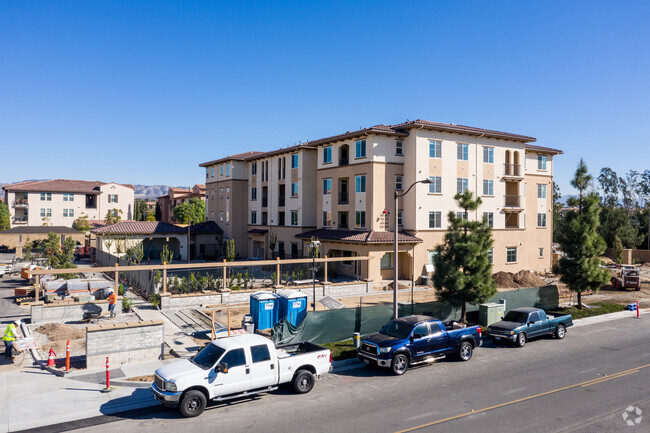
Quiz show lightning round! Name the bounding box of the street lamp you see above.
[393,178,434,319]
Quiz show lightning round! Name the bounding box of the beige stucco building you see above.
[200,120,561,286]
[3,179,135,228]
[0,226,86,257]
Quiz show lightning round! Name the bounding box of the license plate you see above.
[494,336,501,340]
[363,359,369,364]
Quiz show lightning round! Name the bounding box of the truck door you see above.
[209,348,251,397]
[526,312,544,338]
[249,343,276,389]
[409,323,434,360]
[427,321,449,354]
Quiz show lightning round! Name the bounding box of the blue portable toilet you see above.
[250,291,279,330]
[277,289,308,326]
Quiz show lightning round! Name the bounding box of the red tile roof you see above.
[91,221,187,235]
[304,125,408,147]
[296,229,422,244]
[391,119,536,142]
[3,179,135,193]
[524,144,563,155]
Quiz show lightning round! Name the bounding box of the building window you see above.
[355,140,367,158]
[226,164,230,176]
[457,143,469,160]
[380,252,393,269]
[322,211,332,227]
[63,208,74,218]
[219,188,224,199]
[252,163,257,175]
[457,178,469,193]
[483,212,494,227]
[427,250,438,266]
[456,211,468,221]
[537,184,547,199]
[251,211,257,224]
[487,248,494,264]
[429,140,441,158]
[539,248,544,258]
[210,212,214,221]
[398,210,403,226]
[537,155,547,170]
[226,187,230,199]
[506,247,517,263]
[261,212,267,225]
[323,178,332,195]
[395,140,403,155]
[291,154,299,168]
[63,193,74,201]
[211,167,215,177]
[108,194,118,203]
[395,175,403,191]
[40,192,52,201]
[355,211,366,228]
[483,180,494,196]
[278,211,285,226]
[291,183,299,197]
[428,176,442,194]
[483,147,494,163]
[206,168,209,178]
[290,211,298,226]
[219,211,224,222]
[63,209,68,217]
[537,212,547,227]
[323,147,332,164]
[429,211,442,228]
[251,187,257,201]
[220,165,224,175]
[355,175,366,193]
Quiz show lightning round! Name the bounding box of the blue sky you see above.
[1,1,648,198]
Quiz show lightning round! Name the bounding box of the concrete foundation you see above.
[85,320,164,369]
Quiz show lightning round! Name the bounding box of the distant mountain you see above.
[0,180,174,201]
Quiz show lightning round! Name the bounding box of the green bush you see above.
[149,293,161,309]
[322,339,358,361]
[122,297,133,312]
[547,302,625,320]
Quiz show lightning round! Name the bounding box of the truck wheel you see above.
[391,354,409,375]
[179,390,206,418]
[515,333,527,348]
[457,341,473,361]
[292,369,315,394]
[555,325,566,339]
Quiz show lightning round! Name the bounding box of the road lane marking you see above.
[395,363,650,433]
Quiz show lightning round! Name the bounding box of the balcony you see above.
[503,164,523,179]
[504,195,524,211]
[339,158,349,166]
[12,216,28,224]
[12,200,28,208]
[339,192,349,205]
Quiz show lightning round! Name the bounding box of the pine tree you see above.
[155,202,162,221]
[432,191,497,322]
[554,160,609,309]
[0,202,10,231]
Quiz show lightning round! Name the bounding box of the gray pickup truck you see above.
[486,307,573,347]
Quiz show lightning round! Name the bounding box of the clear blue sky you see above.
[1,1,648,197]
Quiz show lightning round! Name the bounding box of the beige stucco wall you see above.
[0,231,86,257]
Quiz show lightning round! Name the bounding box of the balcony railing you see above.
[339,192,349,205]
[504,195,521,208]
[12,216,28,224]
[504,164,522,177]
[12,200,28,208]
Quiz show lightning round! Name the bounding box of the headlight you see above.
[379,347,392,354]
[510,331,514,335]
[165,381,177,392]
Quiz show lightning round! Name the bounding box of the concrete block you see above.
[73,295,95,303]
[66,279,88,292]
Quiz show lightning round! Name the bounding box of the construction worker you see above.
[107,289,118,318]
[3,321,22,359]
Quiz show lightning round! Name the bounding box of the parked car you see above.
[152,334,332,417]
[358,315,482,375]
[611,265,641,291]
[486,307,573,347]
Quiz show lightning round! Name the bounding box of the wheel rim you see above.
[299,375,311,390]
[461,344,471,359]
[558,327,565,338]
[519,334,526,345]
[187,397,199,412]
[395,356,407,372]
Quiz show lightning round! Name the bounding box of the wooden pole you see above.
[324,255,328,283]
[228,310,231,338]
[114,263,119,294]
[162,262,167,294]
[34,274,40,302]
[223,259,227,289]
[276,257,280,286]
[211,310,215,340]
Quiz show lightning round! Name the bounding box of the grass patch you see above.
[548,302,626,320]
[322,339,357,361]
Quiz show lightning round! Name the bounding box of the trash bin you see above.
[250,291,279,330]
[276,289,308,326]
[479,303,505,327]
[420,275,428,285]
[242,314,254,334]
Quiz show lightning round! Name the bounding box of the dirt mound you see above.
[35,323,85,341]
[493,270,547,289]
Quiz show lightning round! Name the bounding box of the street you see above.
[48,315,649,433]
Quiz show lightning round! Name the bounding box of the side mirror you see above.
[409,335,414,343]
[528,321,534,326]
[215,362,228,373]
[413,333,422,340]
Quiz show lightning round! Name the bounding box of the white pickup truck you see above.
[152,334,332,417]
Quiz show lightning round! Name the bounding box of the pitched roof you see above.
[248,228,268,235]
[296,229,422,244]
[91,221,187,235]
[199,151,266,167]
[524,143,563,155]
[304,124,408,147]
[190,221,223,234]
[0,226,84,235]
[391,119,536,142]
[3,179,135,193]
[246,143,317,162]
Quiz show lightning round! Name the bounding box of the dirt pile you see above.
[493,270,547,289]
[35,323,85,341]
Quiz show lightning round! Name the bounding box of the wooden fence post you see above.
[162,262,167,294]
[114,263,119,293]
[324,255,328,283]
[276,257,280,286]
[223,259,227,289]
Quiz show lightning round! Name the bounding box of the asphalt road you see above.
[55,316,650,433]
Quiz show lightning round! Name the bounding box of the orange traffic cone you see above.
[46,349,56,367]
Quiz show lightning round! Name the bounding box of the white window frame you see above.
[429,140,441,158]
[355,211,366,228]
[323,147,332,164]
[537,155,547,170]
[355,175,366,193]
[483,180,494,196]
[537,184,547,199]
[251,211,257,224]
[395,175,403,191]
[323,178,332,195]
[395,140,403,155]
[457,143,469,161]
[483,212,494,227]
[291,154,299,168]
[429,211,442,228]
[483,147,494,163]
[291,183,299,197]
[428,176,442,194]
[537,212,547,228]
[290,211,298,226]
[506,247,518,263]
[355,140,367,158]
[380,252,393,269]
[457,178,469,193]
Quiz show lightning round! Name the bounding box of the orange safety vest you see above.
[108,292,117,305]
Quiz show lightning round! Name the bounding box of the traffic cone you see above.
[46,349,56,367]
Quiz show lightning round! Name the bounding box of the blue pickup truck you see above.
[486,307,573,347]
[358,315,482,375]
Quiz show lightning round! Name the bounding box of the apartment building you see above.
[200,120,561,284]
[3,179,135,228]
[157,184,207,224]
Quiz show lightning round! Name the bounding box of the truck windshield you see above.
[191,344,226,370]
[503,311,530,323]
[379,321,412,339]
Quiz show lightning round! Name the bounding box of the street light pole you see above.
[393,179,434,320]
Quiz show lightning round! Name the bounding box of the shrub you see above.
[149,293,161,309]
[122,297,133,312]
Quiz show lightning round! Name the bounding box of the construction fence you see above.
[96,249,156,295]
[272,285,559,345]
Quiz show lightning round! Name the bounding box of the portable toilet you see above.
[277,289,308,326]
[250,291,279,330]
[479,303,506,327]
